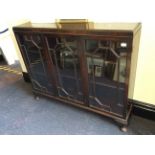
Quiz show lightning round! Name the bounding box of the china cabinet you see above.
[13,21,141,130]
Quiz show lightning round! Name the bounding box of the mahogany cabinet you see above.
[13,22,141,130]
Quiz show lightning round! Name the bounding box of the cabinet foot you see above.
[120,126,128,132]
[35,96,40,100]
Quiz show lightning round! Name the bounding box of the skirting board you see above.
[22,72,155,121]
[129,99,155,121]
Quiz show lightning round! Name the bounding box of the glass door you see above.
[45,36,85,104]
[85,39,130,117]
[16,33,57,95]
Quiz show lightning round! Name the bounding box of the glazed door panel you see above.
[45,35,86,104]
[15,32,131,117]
[84,38,130,116]
[16,33,57,95]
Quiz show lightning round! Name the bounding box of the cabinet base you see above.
[33,90,133,128]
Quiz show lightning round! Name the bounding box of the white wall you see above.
[0,23,18,65]
[0,0,155,105]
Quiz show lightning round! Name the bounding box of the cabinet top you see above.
[14,22,141,34]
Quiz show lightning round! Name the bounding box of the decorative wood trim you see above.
[129,99,155,121]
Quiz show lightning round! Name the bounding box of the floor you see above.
[0,62,155,135]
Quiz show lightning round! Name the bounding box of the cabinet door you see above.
[44,35,86,104]
[16,33,57,95]
[84,38,131,117]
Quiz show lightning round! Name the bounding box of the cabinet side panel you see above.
[128,29,141,99]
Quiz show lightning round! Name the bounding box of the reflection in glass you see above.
[18,34,55,94]
[46,37,84,103]
[85,39,128,114]
[86,40,127,83]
